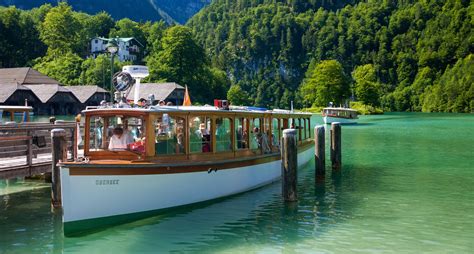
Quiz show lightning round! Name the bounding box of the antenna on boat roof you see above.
[290,101,294,113]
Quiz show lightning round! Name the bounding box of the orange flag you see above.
[183,85,192,106]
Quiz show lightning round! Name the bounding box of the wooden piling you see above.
[281,129,297,202]
[51,128,67,209]
[315,125,325,180]
[330,122,341,171]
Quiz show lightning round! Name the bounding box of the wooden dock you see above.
[0,122,77,179]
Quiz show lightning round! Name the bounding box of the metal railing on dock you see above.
[0,122,76,179]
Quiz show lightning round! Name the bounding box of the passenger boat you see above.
[59,104,314,235]
[322,107,358,124]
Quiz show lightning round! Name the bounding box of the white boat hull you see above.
[60,146,314,233]
[323,116,357,124]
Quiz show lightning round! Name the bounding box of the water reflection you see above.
[3,113,470,252]
[0,159,369,253]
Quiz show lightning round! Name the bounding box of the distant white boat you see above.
[322,107,358,124]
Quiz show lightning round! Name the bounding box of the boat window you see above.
[215,117,232,152]
[88,116,105,151]
[88,115,145,154]
[250,118,260,150]
[271,118,280,149]
[189,116,212,153]
[154,114,186,155]
[235,117,249,150]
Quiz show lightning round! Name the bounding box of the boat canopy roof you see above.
[323,107,358,112]
[83,105,312,117]
[0,105,33,111]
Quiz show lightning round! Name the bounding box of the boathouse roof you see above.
[67,86,109,103]
[127,83,185,102]
[0,67,60,85]
[0,83,32,103]
[24,84,78,103]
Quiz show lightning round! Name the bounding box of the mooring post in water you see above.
[330,122,342,171]
[51,128,67,209]
[281,129,297,202]
[315,125,325,180]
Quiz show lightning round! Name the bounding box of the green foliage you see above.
[109,18,146,46]
[39,2,81,55]
[189,0,473,111]
[299,60,349,107]
[350,101,383,115]
[79,54,129,89]
[2,1,473,111]
[299,107,324,114]
[227,85,251,106]
[147,25,214,102]
[421,54,474,113]
[142,21,167,54]
[0,6,46,67]
[34,52,84,85]
[353,64,381,107]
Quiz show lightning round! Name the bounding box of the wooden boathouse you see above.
[0,68,111,115]
[66,86,111,107]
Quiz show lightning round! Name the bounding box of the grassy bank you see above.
[350,102,384,115]
[299,107,323,114]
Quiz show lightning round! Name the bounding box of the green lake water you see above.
[0,113,473,253]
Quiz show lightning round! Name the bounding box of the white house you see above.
[90,37,144,62]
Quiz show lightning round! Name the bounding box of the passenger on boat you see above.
[236,126,243,149]
[196,123,209,137]
[261,130,271,154]
[176,127,184,153]
[202,135,211,152]
[242,129,248,148]
[108,127,133,150]
[159,100,165,106]
[94,118,103,148]
[252,127,261,149]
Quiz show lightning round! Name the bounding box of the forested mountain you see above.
[1,1,472,112]
[0,0,210,23]
[188,0,473,112]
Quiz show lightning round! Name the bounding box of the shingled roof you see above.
[127,83,184,101]
[24,84,73,103]
[0,67,60,85]
[67,86,109,103]
[0,83,33,103]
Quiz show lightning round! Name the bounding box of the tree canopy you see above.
[1,1,473,111]
[299,60,349,107]
[353,64,381,107]
[188,0,473,112]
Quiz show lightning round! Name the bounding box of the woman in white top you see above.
[108,127,133,150]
